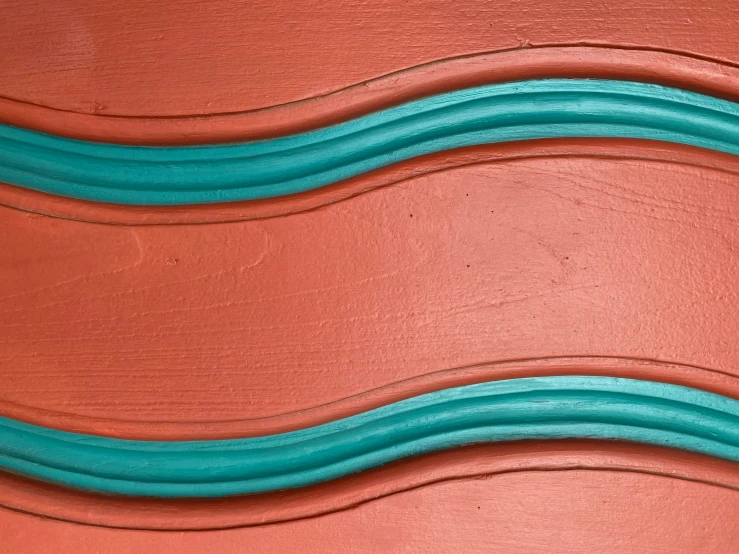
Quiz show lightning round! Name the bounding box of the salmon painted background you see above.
[3,0,739,551]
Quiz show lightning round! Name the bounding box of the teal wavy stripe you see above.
[3,79,739,205]
[3,377,739,497]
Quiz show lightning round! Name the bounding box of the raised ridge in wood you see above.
[4,377,739,498]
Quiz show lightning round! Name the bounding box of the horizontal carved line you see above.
[3,440,739,530]
[4,79,739,205]
[4,376,739,498]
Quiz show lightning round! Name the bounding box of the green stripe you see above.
[2,376,739,497]
[2,79,739,205]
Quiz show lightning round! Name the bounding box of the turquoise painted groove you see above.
[3,79,739,204]
[3,377,739,497]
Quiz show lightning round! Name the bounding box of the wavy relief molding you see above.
[5,139,739,225]
[5,47,739,223]
[4,79,739,208]
[3,441,739,530]
[4,376,739,500]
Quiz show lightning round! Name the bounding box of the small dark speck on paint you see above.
[166,258,179,265]
[409,214,413,217]
[467,264,471,268]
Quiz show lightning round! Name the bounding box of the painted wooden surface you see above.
[3,469,739,553]
[9,79,739,205]
[3,0,739,118]
[2,440,739,530]
[5,157,739,432]
[3,0,739,550]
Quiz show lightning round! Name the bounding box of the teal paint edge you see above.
[3,376,739,497]
[2,79,739,205]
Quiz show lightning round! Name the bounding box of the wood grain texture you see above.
[2,1,739,119]
[4,0,739,546]
[3,156,739,436]
[2,468,739,552]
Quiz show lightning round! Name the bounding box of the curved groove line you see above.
[7,44,739,121]
[2,441,739,530]
[5,46,739,145]
[2,139,739,225]
[4,377,739,497]
[3,356,739,441]
[4,79,739,204]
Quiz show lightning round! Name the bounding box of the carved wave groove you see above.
[4,79,739,207]
[4,376,739,500]
[4,47,739,222]
[4,47,739,528]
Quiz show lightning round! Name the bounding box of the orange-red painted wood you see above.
[4,0,739,548]
[3,468,739,552]
[4,47,739,145]
[3,1,739,119]
[4,157,739,436]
